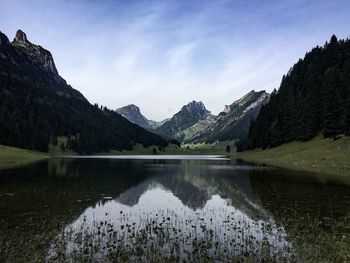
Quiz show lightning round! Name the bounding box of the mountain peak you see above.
[11,30,59,76]
[126,104,140,111]
[157,100,212,140]
[15,29,29,44]
[182,101,207,113]
[116,104,163,129]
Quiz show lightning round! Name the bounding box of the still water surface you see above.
[0,156,349,262]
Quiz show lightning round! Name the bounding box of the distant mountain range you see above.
[0,30,168,153]
[118,91,269,144]
[3,30,345,153]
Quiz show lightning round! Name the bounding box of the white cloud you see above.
[1,0,350,120]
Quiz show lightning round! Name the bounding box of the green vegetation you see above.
[0,144,48,169]
[108,142,233,155]
[189,90,269,144]
[48,136,77,156]
[156,101,213,141]
[47,211,291,262]
[237,135,350,176]
[241,35,350,151]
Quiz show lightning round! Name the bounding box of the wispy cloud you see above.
[1,0,350,120]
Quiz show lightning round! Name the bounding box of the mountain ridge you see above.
[156,100,215,141]
[187,90,270,143]
[0,30,168,153]
[116,104,168,129]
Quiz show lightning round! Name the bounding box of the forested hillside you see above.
[239,35,350,151]
[0,30,168,154]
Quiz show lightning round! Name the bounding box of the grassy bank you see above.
[237,135,350,177]
[0,145,48,169]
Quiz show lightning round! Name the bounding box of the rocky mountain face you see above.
[116,104,167,129]
[187,90,270,143]
[157,101,215,141]
[0,30,168,153]
[12,30,59,76]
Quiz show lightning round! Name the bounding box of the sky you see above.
[1,0,350,121]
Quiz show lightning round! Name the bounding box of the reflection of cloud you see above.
[52,188,293,261]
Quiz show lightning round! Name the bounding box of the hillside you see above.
[0,145,48,169]
[238,135,350,177]
[0,30,168,154]
[241,35,350,151]
[157,101,215,141]
[188,90,269,143]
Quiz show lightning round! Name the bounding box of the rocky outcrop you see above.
[157,101,215,141]
[0,30,168,153]
[116,104,167,129]
[116,104,152,129]
[12,29,59,75]
[187,90,270,143]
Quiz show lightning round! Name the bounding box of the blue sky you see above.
[1,0,350,120]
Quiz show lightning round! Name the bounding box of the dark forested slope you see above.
[240,35,350,151]
[0,30,167,154]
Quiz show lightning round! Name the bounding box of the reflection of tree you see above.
[0,158,151,262]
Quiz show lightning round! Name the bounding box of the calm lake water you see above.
[0,156,349,262]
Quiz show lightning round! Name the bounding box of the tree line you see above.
[237,35,350,151]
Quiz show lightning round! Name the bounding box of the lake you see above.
[0,156,349,262]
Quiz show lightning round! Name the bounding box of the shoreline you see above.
[0,145,49,170]
[1,135,349,178]
[234,135,350,177]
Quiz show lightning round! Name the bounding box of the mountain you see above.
[116,104,167,129]
[0,30,168,154]
[157,101,215,141]
[187,90,270,143]
[240,35,350,151]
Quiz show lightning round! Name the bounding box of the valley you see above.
[2,1,350,261]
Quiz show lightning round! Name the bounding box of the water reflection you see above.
[47,160,292,262]
[0,157,349,262]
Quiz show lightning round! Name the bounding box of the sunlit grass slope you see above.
[238,135,350,176]
[0,145,48,169]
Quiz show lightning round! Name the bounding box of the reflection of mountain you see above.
[0,158,151,262]
[116,160,268,220]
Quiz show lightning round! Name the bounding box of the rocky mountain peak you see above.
[11,30,59,76]
[15,29,29,44]
[126,104,140,112]
[116,104,163,129]
[182,101,208,114]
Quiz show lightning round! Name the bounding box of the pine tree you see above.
[345,100,350,136]
[322,69,342,139]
